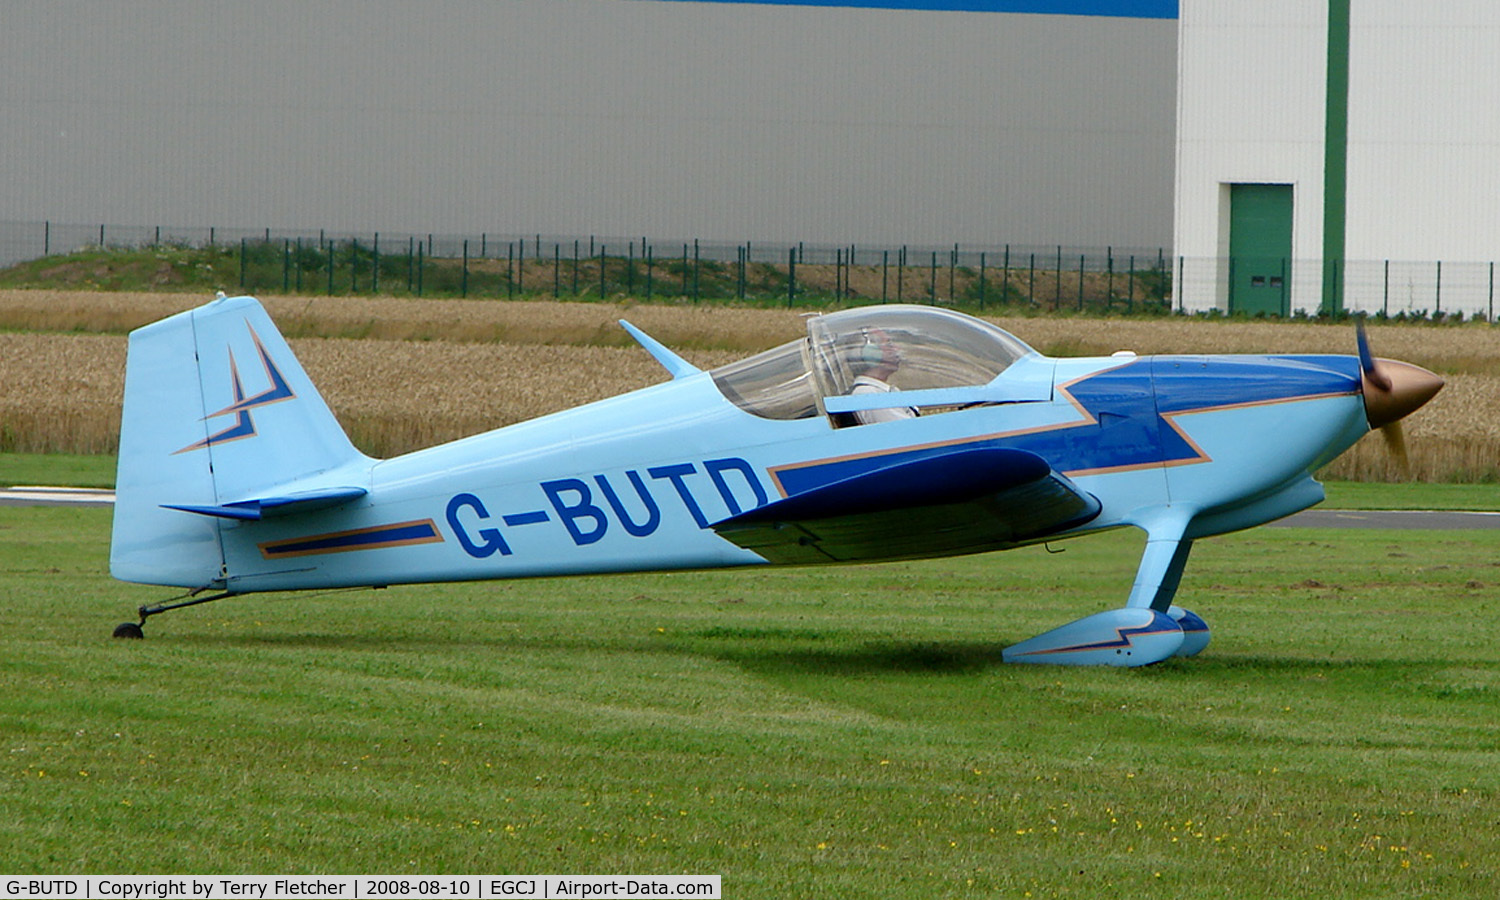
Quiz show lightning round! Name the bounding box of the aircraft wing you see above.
[712,446,1100,565]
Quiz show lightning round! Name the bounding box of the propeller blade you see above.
[1380,421,1410,474]
[1355,318,1390,391]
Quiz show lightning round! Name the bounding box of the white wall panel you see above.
[1173,0,1327,310]
[1346,7,1500,262]
[1177,0,1500,314]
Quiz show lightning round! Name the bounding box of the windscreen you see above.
[806,305,1034,398]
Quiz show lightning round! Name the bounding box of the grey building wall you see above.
[1,0,1175,249]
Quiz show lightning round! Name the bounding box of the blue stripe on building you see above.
[633,0,1177,18]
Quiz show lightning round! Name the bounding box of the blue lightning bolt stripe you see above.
[204,327,296,418]
[177,324,299,454]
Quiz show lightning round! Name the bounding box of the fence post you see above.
[415,242,423,297]
[787,247,797,307]
[897,247,905,303]
[462,239,469,298]
[1002,244,1010,305]
[239,237,246,288]
[1077,254,1085,310]
[693,239,701,303]
[327,238,335,296]
[554,243,561,297]
[1280,258,1289,317]
[882,250,889,303]
[1383,259,1389,317]
[43,220,49,256]
[646,245,654,300]
[978,251,986,309]
[1105,248,1114,309]
[1435,259,1442,316]
[373,233,380,295]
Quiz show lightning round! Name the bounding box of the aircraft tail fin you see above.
[110,295,373,587]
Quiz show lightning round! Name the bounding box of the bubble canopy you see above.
[710,305,1037,421]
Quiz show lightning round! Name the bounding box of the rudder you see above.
[110,295,372,588]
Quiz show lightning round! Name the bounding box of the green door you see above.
[1229,183,1293,315]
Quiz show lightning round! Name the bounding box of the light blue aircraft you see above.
[110,294,1443,665]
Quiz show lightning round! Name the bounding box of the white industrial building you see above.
[7,0,1497,315]
[1174,0,1500,317]
[0,0,1176,263]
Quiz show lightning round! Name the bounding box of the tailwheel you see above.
[111,588,238,639]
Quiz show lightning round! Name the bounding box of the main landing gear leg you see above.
[112,589,238,639]
[1003,507,1210,667]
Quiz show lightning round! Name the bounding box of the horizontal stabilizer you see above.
[714,446,1099,565]
[164,485,369,521]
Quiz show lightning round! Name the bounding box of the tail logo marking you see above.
[177,325,297,454]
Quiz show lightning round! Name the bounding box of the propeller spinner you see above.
[1355,320,1445,468]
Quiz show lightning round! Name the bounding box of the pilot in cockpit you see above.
[849,328,918,425]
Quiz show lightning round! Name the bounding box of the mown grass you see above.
[0,453,117,489]
[3,506,1499,896]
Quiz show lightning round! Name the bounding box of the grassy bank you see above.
[0,243,1175,313]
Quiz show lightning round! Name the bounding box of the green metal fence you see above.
[233,233,1173,312]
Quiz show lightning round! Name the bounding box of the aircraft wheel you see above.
[112,622,145,640]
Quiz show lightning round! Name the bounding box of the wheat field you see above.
[2,290,1495,480]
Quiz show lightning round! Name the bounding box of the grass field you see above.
[3,504,1499,896]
